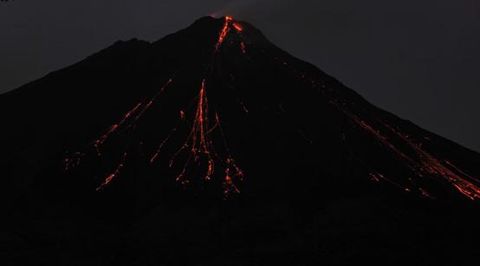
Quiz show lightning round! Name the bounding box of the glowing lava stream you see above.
[96,152,128,191]
[233,22,243,32]
[349,112,480,200]
[92,78,173,156]
[65,78,173,185]
[215,16,233,51]
[94,102,142,156]
[164,77,244,195]
[384,123,480,200]
[149,16,246,196]
[68,17,247,195]
[268,52,480,201]
[168,79,216,183]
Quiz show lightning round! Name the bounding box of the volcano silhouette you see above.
[1,16,480,265]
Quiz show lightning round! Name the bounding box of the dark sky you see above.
[1,0,479,151]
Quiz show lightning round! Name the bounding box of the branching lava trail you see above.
[150,16,246,197]
[348,110,480,200]
[65,17,250,196]
[93,78,173,156]
[65,78,174,189]
[267,51,480,200]
[163,17,248,197]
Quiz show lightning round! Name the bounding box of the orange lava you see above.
[233,22,243,32]
[159,16,246,196]
[93,79,173,156]
[215,16,233,51]
[96,152,128,191]
[94,102,142,155]
[69,15,251,196]
[278,54,480,201]
[386,124,480,200]
[168,79,215,183]
[166,78,244,196]
[224,158,244,195]
[353,113,480,200]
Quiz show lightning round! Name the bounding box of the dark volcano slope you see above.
[1,16,480,265]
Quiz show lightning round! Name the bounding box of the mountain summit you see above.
[1,16,480,265]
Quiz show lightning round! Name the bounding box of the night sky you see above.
[1,0,479,152]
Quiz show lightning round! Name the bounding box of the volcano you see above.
[1,16,480,265]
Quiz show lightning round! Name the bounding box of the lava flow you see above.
[385,123,480,200]
[233,22,243,32]
[65,78,174,185]
[168,79,216,184]
[158,17,246,196]
[93,102,142,156]
[166,78,244,195]
[93,78,173,156]
[215,16,233,51]
[96,152,128,191]
[70,16,247,195]
[267,50,480,201]
[350,112,480,200]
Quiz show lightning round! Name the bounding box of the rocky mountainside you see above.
[1,16,480,265]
